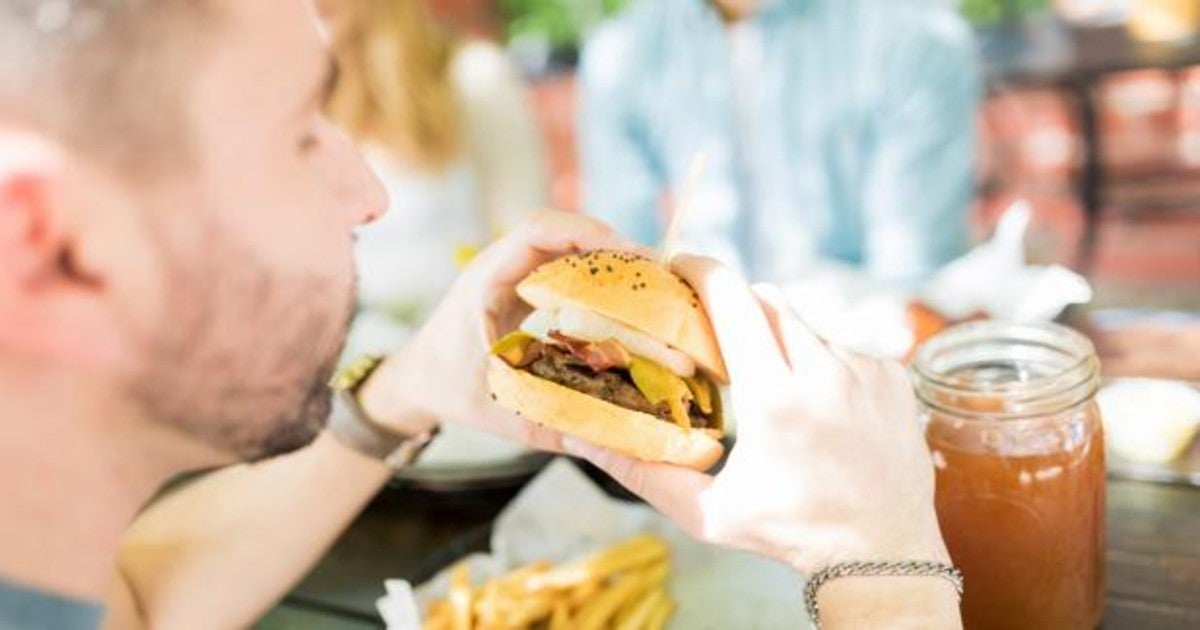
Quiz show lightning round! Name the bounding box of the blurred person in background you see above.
[325,0,548,332]
[579,0,980,287]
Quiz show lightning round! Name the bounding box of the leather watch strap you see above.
[327,355,438,468]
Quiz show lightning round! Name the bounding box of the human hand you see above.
[564,255,949,574]
[359,211,650,451]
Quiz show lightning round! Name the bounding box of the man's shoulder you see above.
[0,576,105,630]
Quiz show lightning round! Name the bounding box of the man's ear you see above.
[0,172,56,285]
[0,131,134,371]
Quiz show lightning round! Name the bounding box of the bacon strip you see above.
[548,331,632,372]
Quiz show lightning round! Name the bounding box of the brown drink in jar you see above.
[914,322,1105,630]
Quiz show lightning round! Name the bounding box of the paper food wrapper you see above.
[781,202,1093,358]
[377,459,807,629]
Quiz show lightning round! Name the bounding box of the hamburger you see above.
[487,251,728,470]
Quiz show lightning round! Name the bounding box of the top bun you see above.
[517,251,728,382]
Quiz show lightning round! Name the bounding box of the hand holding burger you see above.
[556,255,959,626]
[357,212,653,453]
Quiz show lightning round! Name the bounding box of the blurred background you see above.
[429,0,1200,306]
[320,0,1200,487]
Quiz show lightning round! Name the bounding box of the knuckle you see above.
[698,512,736,546]
[614,460,647,494]
[697,488,742,546]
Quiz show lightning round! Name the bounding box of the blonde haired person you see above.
[326,0,548,331]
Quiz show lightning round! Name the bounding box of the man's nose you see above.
[338,143,388,226]
[346,161,387,227]
[327,120,388,228]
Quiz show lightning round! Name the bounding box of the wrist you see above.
[798,527,960,629]
[816,573,962,629]
[357,350,440,435]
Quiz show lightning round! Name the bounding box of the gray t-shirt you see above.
[0,576,103,630]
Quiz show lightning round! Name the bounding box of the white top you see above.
[353,40,548,322]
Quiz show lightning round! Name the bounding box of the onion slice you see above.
[520,307,697,377]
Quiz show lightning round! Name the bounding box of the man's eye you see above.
[298,132,320,153]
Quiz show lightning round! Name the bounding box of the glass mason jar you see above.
[913,321,1106,630]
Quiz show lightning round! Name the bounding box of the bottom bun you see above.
[487,357,724,470]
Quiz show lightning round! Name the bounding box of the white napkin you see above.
[920,202,1093,322]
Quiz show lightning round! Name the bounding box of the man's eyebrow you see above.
[320,57,339,105]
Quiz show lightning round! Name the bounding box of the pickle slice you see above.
[685,375,713,415]
[491,331,537,366]
[629,356,693,429]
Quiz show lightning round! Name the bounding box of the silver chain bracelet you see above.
[804,560,963,627]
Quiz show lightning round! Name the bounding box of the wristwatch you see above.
[328,355,439,470]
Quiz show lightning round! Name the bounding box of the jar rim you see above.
[913,321,1094,389]
[912,320,1099,420]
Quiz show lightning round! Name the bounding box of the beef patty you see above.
[520,342,714,429]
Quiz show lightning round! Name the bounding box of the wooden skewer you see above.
[660,151,709,266]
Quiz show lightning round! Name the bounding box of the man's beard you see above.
[127,225,355,463]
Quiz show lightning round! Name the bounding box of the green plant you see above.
[501,0,631,49]
[962,0,1052,26]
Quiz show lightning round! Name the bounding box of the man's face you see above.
[125,0,384,461]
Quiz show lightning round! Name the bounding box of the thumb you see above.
[563,438,713,539]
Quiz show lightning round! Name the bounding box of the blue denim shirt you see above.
[579,0,980,285]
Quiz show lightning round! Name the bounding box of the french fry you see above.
[473,580,501,627]
[641,560,671,586]
[645,595,678,630]
[448,563,473,630]
[424,536,676,630]
[501,592,556,627]
[614,587,667,630]
[422,614,450,630]
[610,561,669,628]
[423,600,452,630]
[588,536,669,578]
[589,544,668,576]
[573,573,652,630]
[549,599,572,630]
[497,560,552,592]
[567,579,601,608]
[529,535,669,590]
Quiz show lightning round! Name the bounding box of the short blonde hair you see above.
[326,0,463,170]
[0,0,213,169]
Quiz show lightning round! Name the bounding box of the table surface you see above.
[266,465,1200,629]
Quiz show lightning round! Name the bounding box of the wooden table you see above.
[262,465,1200,629]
